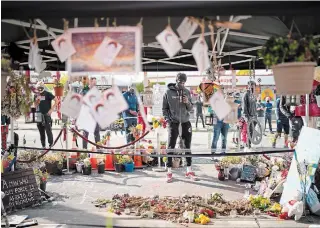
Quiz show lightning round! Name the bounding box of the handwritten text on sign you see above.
[240,165,257,182]
[1,168,41,211]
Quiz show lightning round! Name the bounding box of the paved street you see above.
[4,116,308,227]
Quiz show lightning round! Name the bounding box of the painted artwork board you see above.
[67,27,142,75]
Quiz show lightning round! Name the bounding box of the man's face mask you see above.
[38,87,44,93]
[176,80,185,90]
[129,88,135,94]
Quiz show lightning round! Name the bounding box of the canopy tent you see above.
[1,1,320,72]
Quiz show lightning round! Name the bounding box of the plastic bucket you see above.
[124,163,134,172]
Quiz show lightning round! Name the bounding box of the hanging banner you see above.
[67,27,142,76]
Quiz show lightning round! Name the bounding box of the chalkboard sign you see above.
[240,165,257,182]
[1,168,41,212]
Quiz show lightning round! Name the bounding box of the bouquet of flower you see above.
[34,168,49,184]
[121,155,133,164]
[152,117,167,129]
[83,158,91,168]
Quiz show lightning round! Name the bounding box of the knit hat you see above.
[176,73,187,83]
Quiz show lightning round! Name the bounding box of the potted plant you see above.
[314,84,320,107]
[97,159,105,174]
[122,155,134,172]
[53,79,64,96]
[76,153,87,173]
[44,153,64,175]
[114,155,125,172]
[258,35,319,95]
[82,158,92,175]
[34,168,49,192]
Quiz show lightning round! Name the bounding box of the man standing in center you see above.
[162,73,196,183]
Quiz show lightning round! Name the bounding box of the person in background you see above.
[256,97,266,136]
[82,77,100,149]
[34,81,58,148]
[123,86,139,143]
[211,112,230,154]
[279,96,304,145]
[162,73,196,183]
[264,97,274,134]
[195,95,205,129]
[241,81,257,151]
[272,96,290,148]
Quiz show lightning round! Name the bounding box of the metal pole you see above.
[64,118,73,175]
[10,118,14,172]
[157,131,161,168]
[152,129,166,172]
[305,94,309,127]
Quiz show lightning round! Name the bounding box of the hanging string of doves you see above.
[49,17,242,75]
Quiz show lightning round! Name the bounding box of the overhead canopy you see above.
[2,1,320,71]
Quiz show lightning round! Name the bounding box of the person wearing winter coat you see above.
[162,73,197,183]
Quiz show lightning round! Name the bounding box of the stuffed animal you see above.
[281,190,304,221]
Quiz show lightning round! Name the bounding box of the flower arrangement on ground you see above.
[34,168,49,184]
[34,168,49,191]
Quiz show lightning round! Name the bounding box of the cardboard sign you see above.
[280,127,320,205]
[156,27,182,58]
[209,90,231,120]
[61,92,83,118]
[82,86,102,109]
[94,36,123,66]
[294,127,320,163]
[240,165,257,182]
[76,104,97,133]
[1,168,41,212]
[192,37,210,73]
[51,32,76,62]
[176,17,198,43]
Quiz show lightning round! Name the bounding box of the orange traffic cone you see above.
[90,147,97,169]
[134,155,144,169]
[105,151,115,171]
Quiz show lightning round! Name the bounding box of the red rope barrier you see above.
[17,128,63,163]
[70,127,153,149]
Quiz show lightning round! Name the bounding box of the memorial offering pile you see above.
[92,193,288,224]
